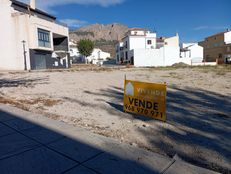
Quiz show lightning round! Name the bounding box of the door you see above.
[35,54,46,70]
[131,56,134,65]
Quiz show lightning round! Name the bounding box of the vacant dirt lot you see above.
[0,66,231,173]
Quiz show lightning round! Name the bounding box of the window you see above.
[38,28,51,48]
[227,47,230,52]
[125,51,128,60]
[147,40,152,45]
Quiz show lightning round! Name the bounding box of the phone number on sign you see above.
[124,104,163,118]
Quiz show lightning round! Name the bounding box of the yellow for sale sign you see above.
[124,79,167,121]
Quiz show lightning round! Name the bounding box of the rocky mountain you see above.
[69,23,130,58]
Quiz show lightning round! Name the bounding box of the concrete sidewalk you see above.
[0,104,219,174]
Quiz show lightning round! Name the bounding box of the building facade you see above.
[116,29,157,65]
[199,30,231,63]
[0,0,70,70]
[180,43,204,63]
[116,29,182,67]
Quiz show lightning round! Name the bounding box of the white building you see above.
[0,0,69,70]
[116,29,181,67]
[70,42,111,65]
[116,28,157,65]
[180,43,204,64]
[69,41,80,58]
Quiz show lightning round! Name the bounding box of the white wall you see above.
[161,46,181,66]
[180,44,203,59]
[70,47,80,57]
[0,1,29,70]
[98,50,110,59]
[13,14,31,70]
[224,31,231,44]
[133,45,180,67]
[133,49,162,67]
[87,49,110,61]
[165,35,179,47]
[190,45,203,58]
[129,37,146,50]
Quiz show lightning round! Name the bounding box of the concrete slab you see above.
[0,110,16,122]
[0,146,77,174]
[48,137,103,163]
[82,152,159,174]
[65,165,97,174]
[0,132,40,159]
[164,159,220,174]
[21,126,64,145]
[0,123,15,137]
[65,132,171,173]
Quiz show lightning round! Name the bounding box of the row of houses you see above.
[115,28,231,67]
[0,0,230,70]
[115,29,200,67]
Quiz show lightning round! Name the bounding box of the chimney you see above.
[30,0,35,9]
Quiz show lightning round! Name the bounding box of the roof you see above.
[206,31,228,39]
[10,0,56,20]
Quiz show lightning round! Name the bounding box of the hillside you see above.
[69,23,129,58]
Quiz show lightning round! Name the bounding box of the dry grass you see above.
[0,96,30,111]
[18,98,61,107]
[0,96,61,111]
[168,72,183,79]
[194,65,231,75]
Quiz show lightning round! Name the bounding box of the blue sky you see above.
[21,0,231,42]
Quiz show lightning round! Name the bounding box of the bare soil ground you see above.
[0,65,231,173]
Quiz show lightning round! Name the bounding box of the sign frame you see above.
[123,77,167,122]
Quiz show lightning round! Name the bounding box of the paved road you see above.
[0,104,219,174]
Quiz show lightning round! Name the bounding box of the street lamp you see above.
[22,40,27,70]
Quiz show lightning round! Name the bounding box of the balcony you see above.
[53,33,68,52]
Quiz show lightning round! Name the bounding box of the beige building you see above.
[0,0,70,70]
[199,29,231,63]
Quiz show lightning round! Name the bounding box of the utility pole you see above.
[22,40,27,70]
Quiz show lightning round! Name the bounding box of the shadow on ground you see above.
[0,108,159,174]
[74,85,231,173]
[0,77,48,88]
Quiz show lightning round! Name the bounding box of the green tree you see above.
[77,39,94,62]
